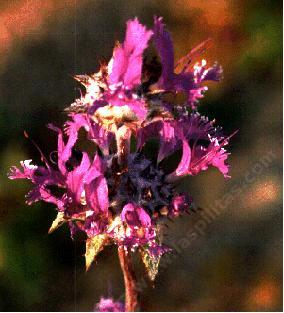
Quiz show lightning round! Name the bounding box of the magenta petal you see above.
[109,46,125,85]
[84,154,108,213]
[121,203,139,227]
[37,188,59,206]
[137,121,178,163]
[175,139,191,176]
[110,18,153,88]
[137,121,162,150]
[8,166,25,179]
[182,113,214,140]
[95,177,109,213]
[153,16,174,89]
[83,154,105,185]
[127,100,147,120]
[188,86,207,108]
[157,121,177,162]
[66,114,112,155]
[72,152,91,177]
[89,122,112,154]
[121,203,151,228]
[48,124,78,175]
[137,120,178,162]
[136,206,151,227]
[85,176,109,213]
[25,187,42,204]
[170,193,192,217]
[30,186,61,207]
[9,160,60,186]
[203,63,223,81]
[187,132,232,177]
[92,154,105,173]
[66,152,90,203]
[8,160,37,180]
[210,146,230,178]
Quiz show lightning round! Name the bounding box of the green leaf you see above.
[140,246,161,281]
[85,234,108,271]
[48,212,65,234]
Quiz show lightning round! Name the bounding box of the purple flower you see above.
[95,297,124,312]
[9,126,109,237]
[152,16,175,90]
[153,16,223,108]
[138,113,232,179]
[9,159,63,206]
[107,203,156,248]
[9,16,235,274]
[121,203,151,228]
[65,113,113,155]
[173,114,234,178]
[175,137,230,178]
[170,193,193,217]
[137,120,177,162]
[68,18,153,132]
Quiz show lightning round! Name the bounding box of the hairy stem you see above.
[118,246,138,312]
[116,125,131,167]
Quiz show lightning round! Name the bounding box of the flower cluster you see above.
[9,17,233,273]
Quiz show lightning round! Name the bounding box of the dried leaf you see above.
[48,212,65,234]
[140,247,161,281]
[85,234,108,271]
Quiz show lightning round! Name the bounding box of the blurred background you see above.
[0,0,282,311]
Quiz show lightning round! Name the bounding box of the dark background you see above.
[0,0,282,311]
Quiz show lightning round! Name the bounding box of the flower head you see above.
[9,16,235,275]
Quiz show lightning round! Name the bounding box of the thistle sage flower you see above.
[9,16,234,311]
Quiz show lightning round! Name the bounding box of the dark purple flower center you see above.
[107,153,173,216]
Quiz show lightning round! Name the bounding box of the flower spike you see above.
[9,16,235,312]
